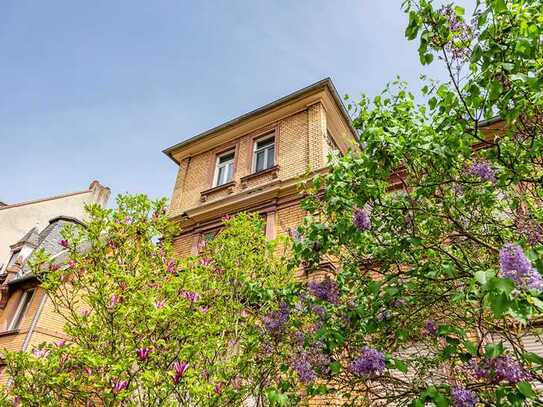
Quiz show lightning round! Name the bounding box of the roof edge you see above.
[162,78,356,164]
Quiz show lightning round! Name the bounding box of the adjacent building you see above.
[0,181,110,365]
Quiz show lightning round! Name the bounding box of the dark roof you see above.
[162,78,357,164]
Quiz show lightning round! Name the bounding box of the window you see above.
[9,289,35,330]
[7,250,21,268]
[214,150,235,187]
[253,136,275,173]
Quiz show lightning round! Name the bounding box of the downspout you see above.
[21,290,48,351]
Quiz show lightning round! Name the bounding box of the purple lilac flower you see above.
[263,302,290,336]
[112,379,128,394]
[173,361,189,384]
[293,331,305,346]
[353,208,371,231]
[465,160,496,183]
[308,279,339,304]
[469,356,530,384]
[291,354,317,383]
[425,319,438,336]
[312,305,326,318]
[32,348,49,358]
[516,215,543,245]
[499,243,543,291]
[136,347,151,361]
[451,387,478,407]
[182,291,200,303]
[377,310,390,321]
[350,347,386,376]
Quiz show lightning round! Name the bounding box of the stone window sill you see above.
[240,165,279,189]
[200,181,236,202]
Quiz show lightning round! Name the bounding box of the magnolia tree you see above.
[0,195,298,406]
[263,0,543,406]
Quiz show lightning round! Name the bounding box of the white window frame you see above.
[213,150,235,187]
[252,135,275,173]
[8,288,35,331]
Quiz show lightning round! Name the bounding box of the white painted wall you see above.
[0,181,110,271]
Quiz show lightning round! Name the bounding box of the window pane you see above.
[266,146,275,168]
[216,166,225,186]
[255,150,265,172]
[219,152,235,164]
[256,137,274,150]
[10,289,34,330]
[226,162,234,182]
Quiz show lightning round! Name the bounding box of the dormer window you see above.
[214,150,235,187]
[7,250,21,269]
[253,135,275,173]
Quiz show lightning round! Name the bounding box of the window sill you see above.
[0,329,20,337]
[200,181,236,202]
[240,165,279,188]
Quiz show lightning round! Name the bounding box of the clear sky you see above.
[0,0,474,205]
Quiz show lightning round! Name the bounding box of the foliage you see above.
[1,195,296,406]
[277,0,543,405]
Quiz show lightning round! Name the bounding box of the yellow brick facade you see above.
[166,79,357,257]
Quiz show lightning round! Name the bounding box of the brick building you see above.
[163,78,357,257]
[0,181,110,372]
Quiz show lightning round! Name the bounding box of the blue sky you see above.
[0,0,473,205]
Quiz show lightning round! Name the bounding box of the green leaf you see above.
[330,360,342,375]
[517,381,536,398]
[494,0,507,12]
[454,6,465,16]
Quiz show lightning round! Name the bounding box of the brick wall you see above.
[169,104,331,218]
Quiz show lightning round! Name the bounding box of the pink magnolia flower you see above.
[136,347,151,361]
[222,214,231,222]
[80,308,91,317]
[55,339,66,347]
[32,348,49,358]
[213,268,224,275]
[199,306,209,314]
[67,260,77,269]
[108,294,122,309]
[200,258,212,266]
[59,239,69,248]
[112,379,128,394]
[182,291,200,303]
[214,382,224,395]
[166,259,177,274]
[83,367,93,375]
[173,361,189,384]
[118,282,128,291]
[49,263,60,272]
[201,369,209,381]
[154,300,165,309]
[232,375,242,391]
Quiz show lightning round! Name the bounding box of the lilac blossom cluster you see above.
[291,354,317,383]
[263,302,290,337]
[469,355,531,384]
[308,279,339,304]
[499,243,543,291]
[451,387,478,407]
[353,208,371,231]
[439,5,473,64]
[291,341,330,383]
[425,319,438,336]
[350,347,386,376]
[465,160,496,183]
[516,215,543,245]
